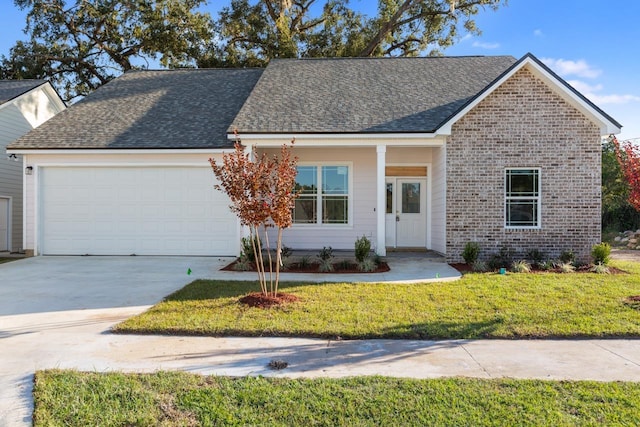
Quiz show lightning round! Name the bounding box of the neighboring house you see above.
[0,80,66,253]
[8,53,621,262]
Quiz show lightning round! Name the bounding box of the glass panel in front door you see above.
[401,183,421,213]
[386,183,393,214]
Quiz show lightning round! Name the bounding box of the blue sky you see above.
[1,0,638,140]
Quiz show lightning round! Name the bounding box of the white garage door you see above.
[40,167,239,255]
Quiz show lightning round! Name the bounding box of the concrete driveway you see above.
[2,256,640,426]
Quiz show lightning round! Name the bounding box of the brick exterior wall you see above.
[446,67,602,263]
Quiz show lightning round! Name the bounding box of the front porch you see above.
[256,144,447,258]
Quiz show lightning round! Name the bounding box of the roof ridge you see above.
[270,55,516,63]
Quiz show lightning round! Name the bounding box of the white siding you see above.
[386,147,433,164]
[0,104,34,251]
[431,145,446,254]
[262,147,377,251]
[1,84,65,252]
[14,85,63,129]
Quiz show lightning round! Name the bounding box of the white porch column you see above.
[376,145,386,256]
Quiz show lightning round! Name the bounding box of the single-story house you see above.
[8,53,621,262]
[0,80,66,252]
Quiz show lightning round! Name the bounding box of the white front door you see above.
[0,198,8,252]
[385,178,427,248]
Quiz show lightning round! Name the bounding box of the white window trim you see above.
[293,162,353,227]
[504,168,542,230]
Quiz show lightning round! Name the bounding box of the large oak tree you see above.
[202,0,506,67]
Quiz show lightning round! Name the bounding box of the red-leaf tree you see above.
[612,135,640,212]
[210,137,298,296]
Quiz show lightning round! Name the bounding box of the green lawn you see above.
[0,257,20,264]
[113,261,640,339]
[33,370,640,426]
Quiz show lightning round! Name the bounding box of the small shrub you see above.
[462,242,480,265]
[358,258,377,272]
[511,260,531,273]
[471,260,488,272]
[317,246,334,262]
[539,260,555,271]
[298,255,311,269]
[590,262,610,274]
[280,257,292,271]
[355,235,371,263]
[318,259,335,272]
[336,259,352,271]
[559,262,575,273]
[526,249,545,266]
[233,258,253,271]
[239,235,262,262]
[559,250,575,265]
[487,246,514,270]
[591,242,611,265]
[372,254,383,266]
[280,245,293,259]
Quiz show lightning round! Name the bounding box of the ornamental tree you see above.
[210,137,298,297]
[612,135,640,212]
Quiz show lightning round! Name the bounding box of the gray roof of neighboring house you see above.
[9,68,264,149]
[230,56,518,133]
[0,79,47,105]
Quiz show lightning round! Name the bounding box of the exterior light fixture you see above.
[7,154,19,162]
[25,166,33,175]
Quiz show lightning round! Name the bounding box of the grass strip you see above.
[34,370,640,426]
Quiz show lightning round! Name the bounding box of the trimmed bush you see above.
[355,236,371,263]
[357,258,376,272]
[559,250,575,265]
[461,242,480,265]
[511,260,531,273]
[591,242,611,265]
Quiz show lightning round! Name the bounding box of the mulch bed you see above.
[222,260,390,274]
[239,292,300,308]
[450,263,627,275]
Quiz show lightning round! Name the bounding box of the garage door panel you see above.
[40,166,238,255]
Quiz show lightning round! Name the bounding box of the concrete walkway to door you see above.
[1,256,640,426]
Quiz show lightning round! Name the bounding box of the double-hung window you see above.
[293,165,349,225]
[505,168,540,228]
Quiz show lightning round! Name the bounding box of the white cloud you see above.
[533,29,543,37]
[567,79,640,105]
[460,34,473,42]
[567,80,603,94]
[541,58,602,79]
[471,41,500,49]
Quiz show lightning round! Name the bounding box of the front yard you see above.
[114,260,640,339]
[34,370,640,426]
[34,260,640,425]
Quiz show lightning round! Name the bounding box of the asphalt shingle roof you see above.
[230,56,517,133]
[9,68,264,149]
[0,79,47,105]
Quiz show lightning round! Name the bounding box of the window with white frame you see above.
[293,165,349,225]
[505,168,540,228]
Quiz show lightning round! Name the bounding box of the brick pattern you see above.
[446,68,601,263]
